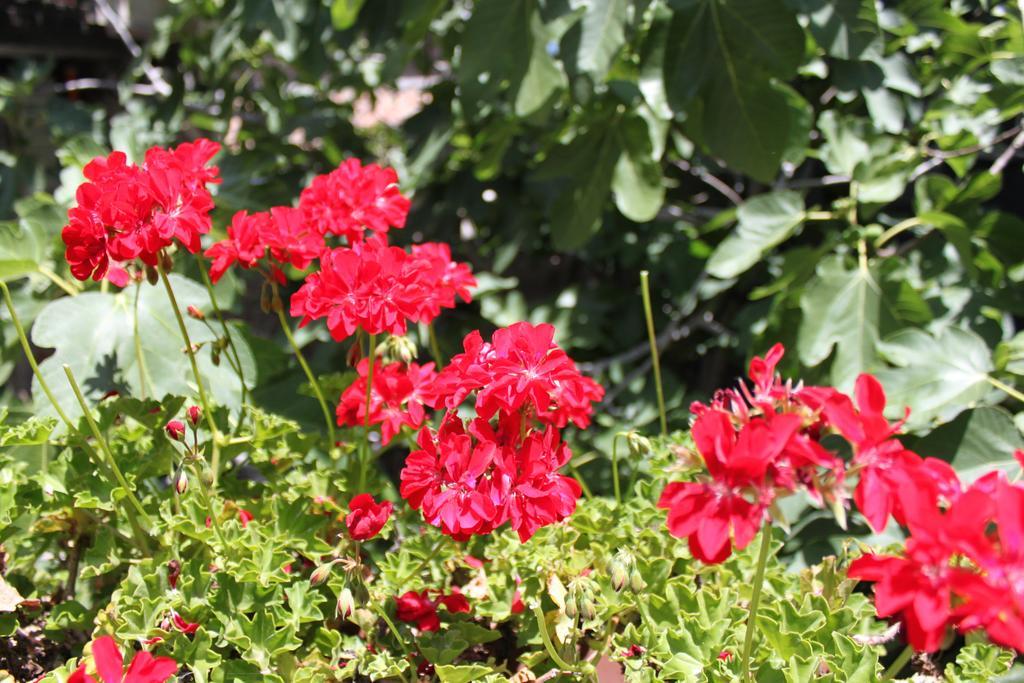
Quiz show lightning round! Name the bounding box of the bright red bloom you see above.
[290,237,429,339]
[394,588,470,632]
[263,206,324,272]
[68,636,177,683]
[409,242,477,321]
[345,493,393,540]
[186,405,202,428]
[658,410,802,563]
[63,141,220,282]
[824,374,957,532]
[431,322,604,428]
[238,509,254,527]
[336,360,437,444]
[299,158,410,242]
[205,210,271,283]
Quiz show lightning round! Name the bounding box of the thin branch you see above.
[674,160,743,205]
[778,174,851,190]
[94,0,172,96]
[922,125,1021,160]
[50,78,158,96]
[990,126,1024,175]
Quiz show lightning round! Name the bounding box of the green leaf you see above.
[796,0,880,60]
[549,125,621,250]
[706,191,805,279]
[797,255,881,390]
[515,10,567,116]
[435,664,492,683]
[612,113,665,222]
[330,0,366,29]
[874,327,995,430]
[576,0,628,81]
[906,406,1024,481]
[30,274,256,427]
[459,0,532,108]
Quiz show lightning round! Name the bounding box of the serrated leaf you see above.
[906,406,1024,481]
[795,0,880,60]
[874,327,995,430]
[706,191,805,279]
[797,255,881,390]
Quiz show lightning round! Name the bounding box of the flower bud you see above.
[175,470,188,495]
[563,594,578,620]
[383,335,417,365]
[165,420,186,441]
[145,264,159,286]
[186,405,202,428]
[337,587,356,618]
[186,305,205,320]
[629,568,647,593]
[260,281,272,314]
[161,251,174,272]
[310,562,334,586]
[347,340,363,367]
[626,431,652,457]
[578,594,597,621]
[609,556,629,592]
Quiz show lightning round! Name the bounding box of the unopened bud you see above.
[186,405,202,428]
[346,341,363,368]
[609,557,628,592]
[629,568,646,593]
[175,470,188,495]
[270,287,283,313]
[186,305,205,320]
[212,348,221,366]
[145,265,159,286]
[161,251,174,272]
[563,594,578,620]
[578,594,597,621]
[165,420,186,441]
[626,431,652,457]
[310,562,333,586]
[384,335,417,365]
[337,587,356,618]
[260,282,272,314]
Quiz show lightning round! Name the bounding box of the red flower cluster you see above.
[336,359,437,444]
[400,323,603,542]
[345,493,393,540]
[290,235,476,340]
[299,158,410,243]
[62,140,220,284]
[850,467,1024,653]
[69,636,177,683]
[394,588,470,632]
[205,207,323,283]
[659,343,954,564]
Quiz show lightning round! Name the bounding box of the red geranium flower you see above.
[69,636,177,683]
[205,210,271,283]
[345,493,393,540]
[394,588,471,632]
[409,242,477,321]
[63,140,220,282]
[336,360,437,444]
[299,158,410,242]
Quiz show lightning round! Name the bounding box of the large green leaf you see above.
[514,10,567,116]
[576,0,628,81]
[549,124,621,250]
[905,406,1024,481]
[458,0,532,109]
[663,0,805,180]
[797,255,880,390]
[706,191,805,279]
[611,113,665,222]
[0,193,60,282]
[874,327,996,430]
[30,274,256,427]
[794,0,879,60]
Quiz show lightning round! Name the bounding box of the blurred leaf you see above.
[576,0,628,81]
[706,191,805,279]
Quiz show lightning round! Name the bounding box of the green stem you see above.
[62,365,155,540]
[988,375,1024,404]
[882,644,914,680]
[428,323,443,366]
[0,280,76,430]
[568,460,593,501]
[37,266,79,297]
[275,304,336,448]
[132,281,151,400]
[358,333,378,491]
[374,605,412,657]
[532,605,578,672]
[640,271,667,436]
[403,536,445,584]
[191,461,229,552]
[874,217,924,250]
[741,527,774,680]
[156,264,219,436]
[156,259,222,479]
[611,433,623,505]
[197,259,249,419]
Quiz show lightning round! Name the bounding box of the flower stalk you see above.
[741,527,774,680]
[640,271,667,435]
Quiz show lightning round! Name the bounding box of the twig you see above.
[778,174,851,190]
[94,0,172,96]
[990,126,1024,175]
[673,160,743,205]
[923,125,1021,159]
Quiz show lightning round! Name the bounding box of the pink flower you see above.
[345,493,393,540]
[68,636,177,683]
